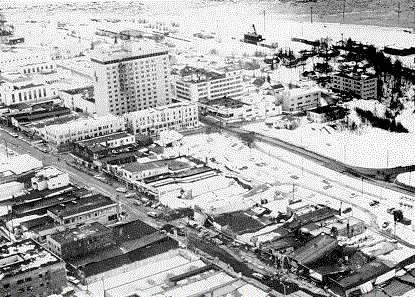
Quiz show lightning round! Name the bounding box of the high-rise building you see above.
[91,43,172,117]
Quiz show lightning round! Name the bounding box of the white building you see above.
[174,65,243,102]
[118,161,169,182]
[31,166,70,191]
[124,101,199,136]
[91,42,172,117]
[0,154,43,177]
[0,48,53,72]
[332,72,377,99]
[60,86,96,116]
[241,93,282,119]
[280,86,321,112]
[40,114,125,146]
[0,72,58,106]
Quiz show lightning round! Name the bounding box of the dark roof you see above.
[169,264,216,283]
[297,207,338,225]
[69,233,178,277]
[13,83,43,90]
[333,259,392,290]
[100,151,144,164]
[48,194,117,219]
[1,185,74,206]
[61,86,93,95]
[308,105,348,115]
[213,211,268,235]
[8,103,31,110]
[77,132,133,147]
[112,219,157,242]
[50,222,111,245]
[10,106,71,123]
[290,234,338,266]
[20,216,55,230]
[261,236,302,251]
[271,83,284,90]
[204,97,248,109]
[121,160,168,173]
[252,77,266,87]
[178,65,225,82]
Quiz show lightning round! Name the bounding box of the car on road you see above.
[125,193,136,198]
[369,200,380,207]
[350,193,357,197]
[382,222,390,229]
[147,211,159,218]
[116,187,127,193]
[343,207,352,214]
[9,132,18,138]
[67,276,80,285]
[252,273,265,280]
[387,207,395,214]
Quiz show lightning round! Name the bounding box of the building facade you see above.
[124,101,199,136]
[332,72,377,99]
[91,43,172,117]
[0,240,67,297]
[46,222,115,260]
[280,86,321,112]
[40,114,125,146]
[0,73,57,106]
[118,161,169,182]
[59,86,96,116]
[47,194,120,227]
[31,166,70,191]
[174,66,243,102]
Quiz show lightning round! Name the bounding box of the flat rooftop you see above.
[50,222,111,245]
[213,211,269,235]
[334,71,377,81]
[121,160,168,173]
[178,65,225,83]
[0,239,62,279]
[204,97,247,109]
[48,194,117,219]
[60,85,93,95]
[308,105,348,115]
[77,132,132,147]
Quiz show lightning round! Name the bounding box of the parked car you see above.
[125,193,136,198]
[116,187,127,193]
[343,207,352,214]
[369,200,380,207]
[147,211,159,218]
[382,222,390,229]
[387,207,395,214]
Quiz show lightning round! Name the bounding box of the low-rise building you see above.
[0,48,53,72]
[241,94,282,119]
[39,113,125,146]
[8,105,71,128]
[31,166,70,191]
[46,222,115,260]
[47,194,120,227]
[119,160,169,182]
[124,101,199,136]
[280,85,321,112]
[71,132,136,168]
[332,71,377,99]
[200,96,252,124]
[0,154,43,185]
[0,239,67,297]
[59,85,96,116]
[0,72,58,106]
[307,105,349,123]
[173,65,243,102]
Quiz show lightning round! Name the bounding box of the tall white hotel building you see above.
[91,43,172,117]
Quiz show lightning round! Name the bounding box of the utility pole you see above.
[311,7,313,24]
[361,177,364,197]
[4,138,8,158]
[387,150,389,168]
[342,0,345,22]
[263,11,266,34]
[397,2,401,25]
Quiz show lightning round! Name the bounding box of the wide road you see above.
[201,117,415,198]
[0,127,162,230]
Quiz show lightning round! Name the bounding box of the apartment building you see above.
[91,42,172,117]
[0,72,57,106]
[46,222,115,260]
[332,72,377,99]
[124,101,199,136]
[0,239,67,297]
[47,194,120,227]
[40,113,125,146]
[174,65,243,102]
[280,86,321,112]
